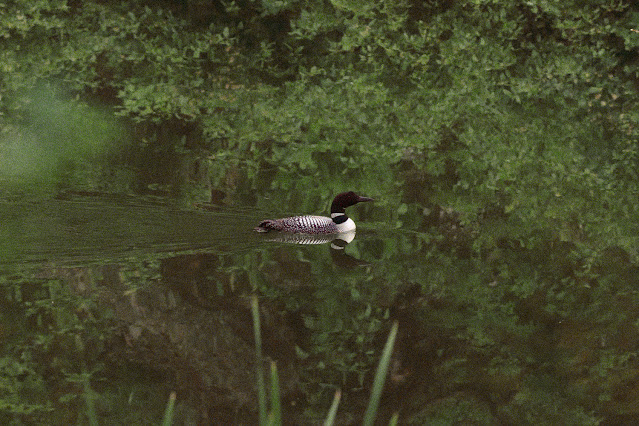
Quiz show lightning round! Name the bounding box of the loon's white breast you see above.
[254,191,373,234]
[331,213,356,233]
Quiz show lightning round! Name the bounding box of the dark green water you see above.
[0,197,260,266]
[1,194,638,424]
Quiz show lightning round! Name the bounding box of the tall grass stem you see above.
[363,320,399,426]
[323,389,342,426]
[251,295,268,425]
[161,392,177,426]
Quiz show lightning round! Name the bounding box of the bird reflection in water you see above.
[257,230,368,268]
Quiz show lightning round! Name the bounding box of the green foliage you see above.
[0,356,51,419]
[252,295,397,425]
[0,275,104,423]
[2,0,639,422]
[0,265,181,424]
[3,0,638,256]
[0,85,127,197]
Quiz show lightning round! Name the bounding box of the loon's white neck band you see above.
[330,212,345,218]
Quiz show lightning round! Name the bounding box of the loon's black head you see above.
[330,191,374,213]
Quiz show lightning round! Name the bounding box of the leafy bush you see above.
[3,1,638,247]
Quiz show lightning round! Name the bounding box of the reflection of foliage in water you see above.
[0,272,104,423]
[1,220,639,422]
[0,264,186,424]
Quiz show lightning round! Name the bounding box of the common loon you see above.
[254,191,373,234]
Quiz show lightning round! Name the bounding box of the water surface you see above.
[0,196,260,266]
[1,194,638,424]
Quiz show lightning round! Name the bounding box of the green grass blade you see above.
[389,412,399,425]
[363,320,399,426]
[267,360,281,425]
[251,295,268,425]
[161,392,177,426]
[82,372,98,426]
[323,389,342,426]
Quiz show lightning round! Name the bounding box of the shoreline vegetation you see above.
[1,1,637,256]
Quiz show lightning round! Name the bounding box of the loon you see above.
[254,191,373,234]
